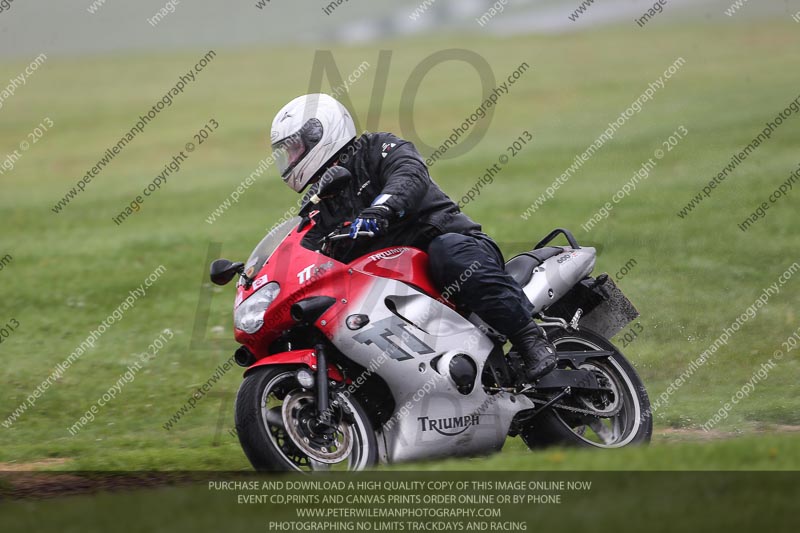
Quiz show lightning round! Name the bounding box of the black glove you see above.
[350,205,393,239]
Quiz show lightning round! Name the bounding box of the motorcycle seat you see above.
[505,246,564,286]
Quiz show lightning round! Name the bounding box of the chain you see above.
[525,394,623,418]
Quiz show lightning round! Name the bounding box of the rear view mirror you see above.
[210,259,244,286]
[300,166,353,217]
[316,166,352,197]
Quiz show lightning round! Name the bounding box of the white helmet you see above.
[270,93,356,193]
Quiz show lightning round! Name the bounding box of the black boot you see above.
[508,321,557,382]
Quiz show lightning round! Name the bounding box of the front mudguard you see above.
[244,348,346,382]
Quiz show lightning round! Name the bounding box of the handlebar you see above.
[327,231,375,242]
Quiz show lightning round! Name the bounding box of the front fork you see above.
[315,343,331,422]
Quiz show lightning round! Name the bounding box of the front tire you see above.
[235,365,378,472]
[521,327,652,449]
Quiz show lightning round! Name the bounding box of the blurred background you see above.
[1,0,793,56]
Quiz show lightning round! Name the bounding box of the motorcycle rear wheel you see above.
[521,327,652,449]
[235,365,378,472]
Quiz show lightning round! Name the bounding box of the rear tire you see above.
[235,365,378,472]
[521,328,652,449]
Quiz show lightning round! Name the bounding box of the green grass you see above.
[0,20,798,471]
[399,432,800,471]
[1,436,798,533]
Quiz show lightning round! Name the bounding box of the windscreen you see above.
[241,217,302,281]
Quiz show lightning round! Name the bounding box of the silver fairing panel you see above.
[328,277,534,464]
[522,247,596,312]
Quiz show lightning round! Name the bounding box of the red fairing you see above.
[245,349,346,382]
[233,226,348,356]
[233,221,448,361]
[348,246,447,303]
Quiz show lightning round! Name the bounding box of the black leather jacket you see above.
[302,132,480,261]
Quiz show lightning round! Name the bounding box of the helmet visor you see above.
[272,118,324,179]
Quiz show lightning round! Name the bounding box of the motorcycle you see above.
[210,170,652,472]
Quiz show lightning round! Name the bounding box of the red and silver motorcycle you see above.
[211,172,652,472]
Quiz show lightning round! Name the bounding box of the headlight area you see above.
[234,282,280,334]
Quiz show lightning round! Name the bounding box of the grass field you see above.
[0,18,798,472]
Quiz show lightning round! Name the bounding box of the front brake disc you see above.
[281,391,353,464]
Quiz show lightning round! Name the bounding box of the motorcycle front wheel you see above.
[521,327,653,449]
[234,365,378,472]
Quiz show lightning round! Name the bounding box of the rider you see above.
[269,93,557,382]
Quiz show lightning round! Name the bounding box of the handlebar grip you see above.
[329,231,375,241]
